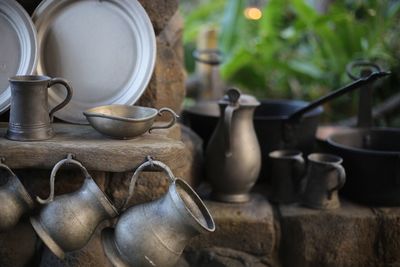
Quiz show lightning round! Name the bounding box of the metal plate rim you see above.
[0,0,38,114]
[33,0,156,124]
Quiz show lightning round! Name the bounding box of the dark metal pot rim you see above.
[326,127,400,156]
[185,99,323,120]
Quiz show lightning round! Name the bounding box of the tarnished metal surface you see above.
[205,88,261,203]
[0,161,34,231]
[32,0,156,124]
[102,159,215,267]
[84,105,178,139]
[6,75,72,141]
[301,153,346,210]
[30,155,118,259]
[0,0,37,114]
[268,150,305,204]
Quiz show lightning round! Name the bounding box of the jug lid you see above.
[219,88,260,107]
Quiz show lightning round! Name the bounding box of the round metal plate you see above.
[0,0,37,114]
[33,0,156,124]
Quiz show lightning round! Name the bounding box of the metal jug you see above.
[30,155,118,259]
[0,161,34,231]
[6,75,73,141]
[101,159,215,267]
[205,88,261,202]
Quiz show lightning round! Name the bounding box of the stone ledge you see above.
[189,194,276,261]
[278,200,391,267]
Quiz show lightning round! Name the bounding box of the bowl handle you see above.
[148,108,179,133]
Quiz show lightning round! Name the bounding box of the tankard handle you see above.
[327,164,346,200]
[37,155,91,204]
[122,158,177,210]
[48,78,73,122]
[148,108,179,133]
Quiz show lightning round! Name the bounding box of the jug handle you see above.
[224,105,239,157]
[327,164,346,200]
[223,88,241,157]
[37,154,91,204]
[122,157,176,211]
[0,161,17,179]
[48,78,73,122]
[148,108,179,133]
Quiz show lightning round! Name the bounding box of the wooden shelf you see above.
[0,122,185,172]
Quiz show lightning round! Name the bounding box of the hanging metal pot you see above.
[30,155,118,259]
[0,160,34,231]
[101,158,215,267]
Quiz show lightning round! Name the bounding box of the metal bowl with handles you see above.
[83,105,178,139]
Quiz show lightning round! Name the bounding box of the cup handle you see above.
[148,108,179,133]
[48,78,73,122]
[37,154,91,204]
[122,157,177,211]
[292,155,306,192]
[327,164,346,200]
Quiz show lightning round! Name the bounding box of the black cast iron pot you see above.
[326,128,400,206]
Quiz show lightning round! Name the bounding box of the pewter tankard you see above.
[101,159,215,267]
[205,88,261,202]
[30,155,118,259]
[0,161,34,231]
[268,150,305,204]
[302,153,346,209]
[6,75,73,141]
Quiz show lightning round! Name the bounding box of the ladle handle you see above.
[346,61,382,81]
[48,78,73,122]
[37,154,91,204]
[327,164,346,200]
[287,71,390,122]
[148,108,179,133]
[122,158,177,211]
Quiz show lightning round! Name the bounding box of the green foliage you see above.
[182,0,400,121]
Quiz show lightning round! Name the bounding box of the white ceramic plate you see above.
[33,0,156,124]
[0,0,37,114]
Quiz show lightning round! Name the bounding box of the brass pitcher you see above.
[6,75,73,141]
[101,159,215,267]
[205,88,261,202]
[0,161,34,231]
[30,155,118,259]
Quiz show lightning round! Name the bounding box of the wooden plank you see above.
[0,123,186,172]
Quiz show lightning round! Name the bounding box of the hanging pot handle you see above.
[37,154,91,204]
[346,61,382,80]
[148,108,179,133]
[122,157,177,210]
[327,164,346,200]
[0,160,17,179]
[223,88,240,157]
[48,78,73,122]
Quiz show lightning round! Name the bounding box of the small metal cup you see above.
[268,150,305,204]
[301,153,346,209]
[6,75,73,141]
